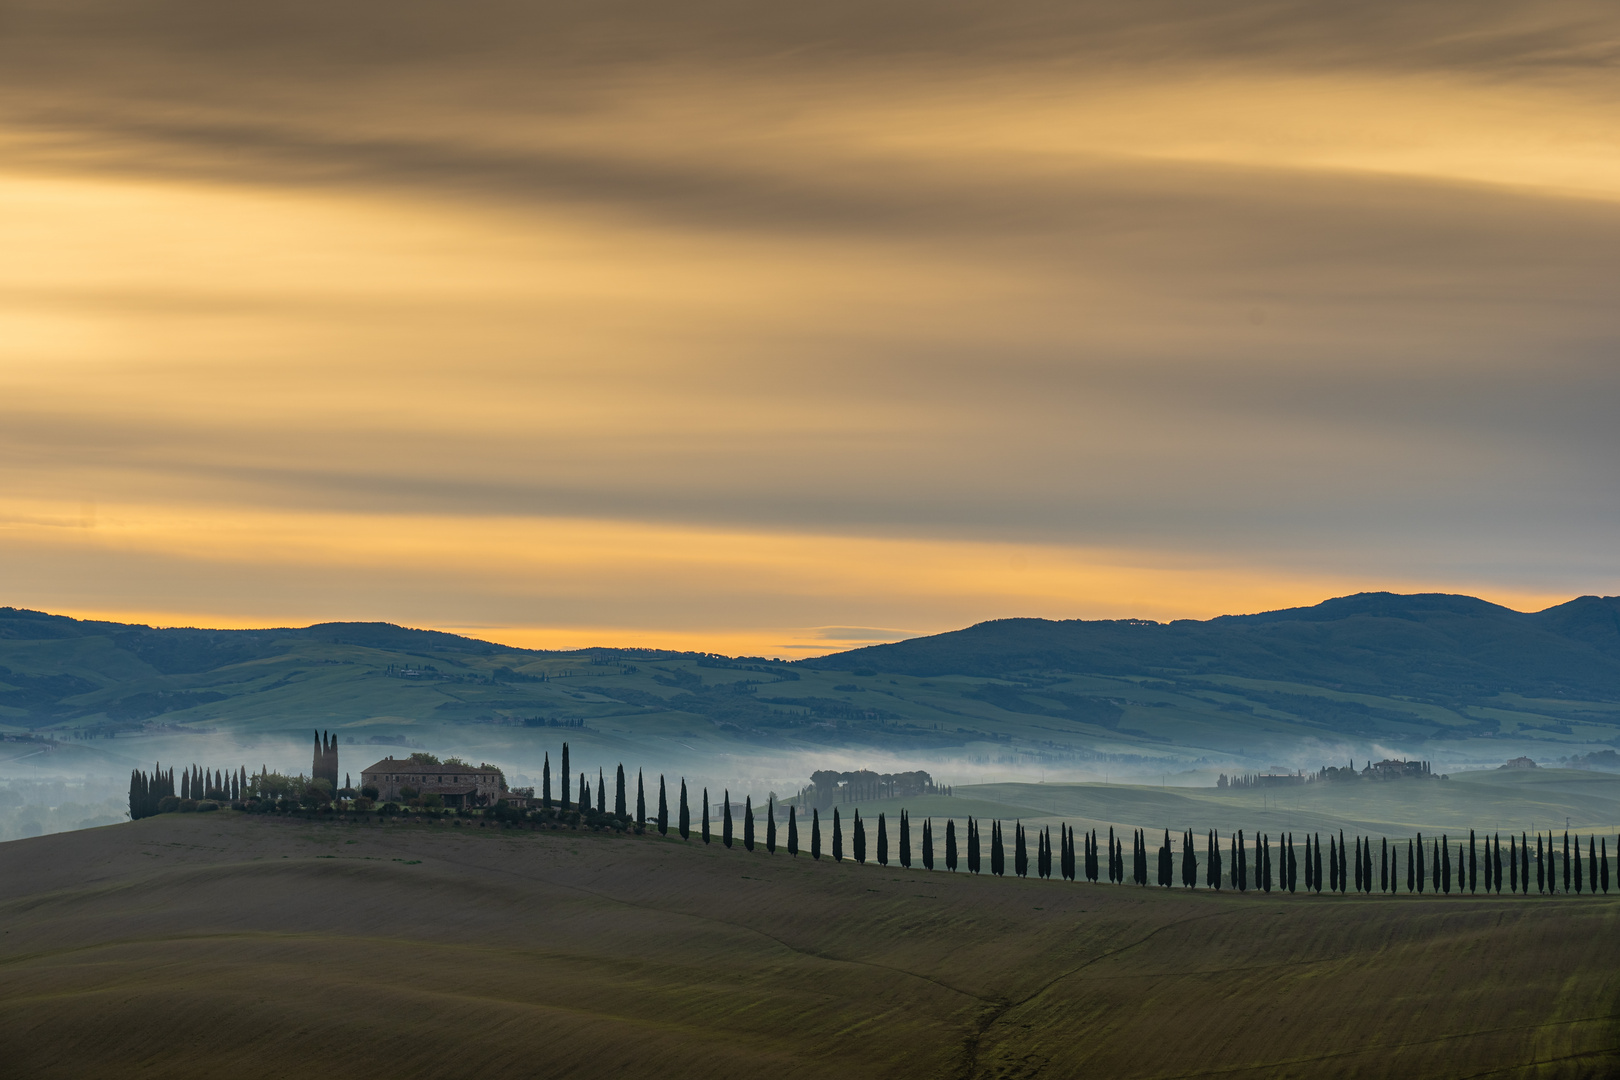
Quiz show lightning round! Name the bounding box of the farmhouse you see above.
[361,758,513,808]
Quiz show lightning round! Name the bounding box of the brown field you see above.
[1,814,1617,1079]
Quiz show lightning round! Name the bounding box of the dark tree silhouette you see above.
[946,818,958,871]
[636,769,646,825]
[678,778,689,839]
[1564,831,1571,892]
[812,807,822,860]
[1510,834,1519,893]
[834,808,844,862]
[543,753,552,808]
[787,805,798,856]
[615,764,627,818]
[1537,833,1545,893]
[1521,833,1530,894]
[560,743,571,811]
[854,809,867,864]
[923,817,934,870]
[876,812,888,866]
[900,810,913,869]
[1208,829,1221,890]
[992,821,1006,877]
[597,768,607,814]
[1016,821,1029,878]
[743,796,755,852]
[767,795,777,854]
[579,773,590,812]
[702,787,711,844]
[969,817,981,874]
[723,790,734,848]
[658,774,669,834]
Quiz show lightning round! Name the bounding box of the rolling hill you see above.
[3,594,1620,781]
[1,813,1615,1079]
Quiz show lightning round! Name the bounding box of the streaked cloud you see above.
[1,0,1616,653]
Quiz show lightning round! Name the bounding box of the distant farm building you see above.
[361,758,512,808]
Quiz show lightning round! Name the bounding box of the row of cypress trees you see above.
[129,764,252,818]
[541,748,1619,894]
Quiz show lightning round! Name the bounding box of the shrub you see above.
[421,793,443,808]
[361,785,379,800]
[400,786,420,800]
[180,799,199,813]
[197,800,219,812]
[157,795,180,813]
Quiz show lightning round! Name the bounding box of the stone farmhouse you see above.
[361,758,521,809]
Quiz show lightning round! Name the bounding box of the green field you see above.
[1,814,1615,1078]
[838,769,1620,845]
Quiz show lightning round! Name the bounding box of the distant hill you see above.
[4,594,1620,772]
[806,593,1620,702]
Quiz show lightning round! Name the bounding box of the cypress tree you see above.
[900,810,912,868]
[1157,830,1169,887]
[1574,835,1584,893]
[1329,835,1338,892]
[636,769,646,824]
[597,768,607,814]
[1601,838,1609,894]
[946,818,957,871]
[992,821,1006,876]
[1038,826,1050,879]
[1207,829,1221,889]
[1564,831,1571,892]
[678,778,690,838]
[1484,833,1494,891]
[833,807,843,862]
[1261,832,1271,893]
[744,796,755,852]
[877,812,888,865]
[1016,822,1029,878]
[1432,838,1441,893]
[1407,838,1415,893]
[702,787,711,844]
[1091,829,1101,882]
[1106,827,1116,882]
[659,775,670,835]
[723,790,734,848]
[1058,825,1070,880]
[1588,836,1597,893]
[767,795,777,854]
[968,817,980,874]
[579,773,590,812]
[1510,835,1519,893]
[615,764,626,818]
[1495,833,1504,893]
[561,743,570,811]
[1304,832,1314,891]
[1314,833,1324,894]
[1536,833,1545,893]
[812,807,822,860]
[1354,837,1363,892]
[1338,830,1348,893]
[1469,829,1477,893]
[787,805,798,856]
[1521,833,1530,894]
[1415,835,1424,893]
[855,810,867,864]
[1288,833,1298,893]
[543,753,552,808]
[1380,837,1388,892]
[181,768,190,801]
[922,817,934,870]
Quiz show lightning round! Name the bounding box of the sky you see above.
[2,0,1617,657]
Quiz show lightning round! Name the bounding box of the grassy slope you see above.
[1,815,1616,1079]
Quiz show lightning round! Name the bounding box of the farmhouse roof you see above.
[362,758,499,775]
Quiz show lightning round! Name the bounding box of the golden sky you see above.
[2,1,1617,655]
